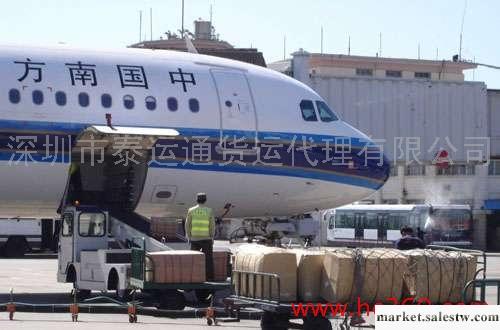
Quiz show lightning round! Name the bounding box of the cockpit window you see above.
[300,100,317,122]
[316,101,339,122]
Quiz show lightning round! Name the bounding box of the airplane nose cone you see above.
[357,136,391,190]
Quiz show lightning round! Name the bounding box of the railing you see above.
[232,270,281,304]
[130,238,146,281]
[462,278,500,305]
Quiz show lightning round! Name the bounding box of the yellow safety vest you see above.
[189,206,211,238]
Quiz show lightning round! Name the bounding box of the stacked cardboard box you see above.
[213,249,230,281]
[145,250,206,283]
[403,250,477,303]
[150,217,180,239]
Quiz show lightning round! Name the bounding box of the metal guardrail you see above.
[462,278,500,305]
[232,270,281,304]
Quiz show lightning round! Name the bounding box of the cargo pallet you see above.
[220,246,498,330]
[129,240,231,311]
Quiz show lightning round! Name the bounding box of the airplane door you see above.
[211,70,258,145]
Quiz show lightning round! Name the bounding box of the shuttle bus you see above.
[325,204,473,247]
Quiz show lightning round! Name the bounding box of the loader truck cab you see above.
[57,205,131,299]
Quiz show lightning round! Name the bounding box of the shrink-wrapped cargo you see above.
[145,250,205,283]
[294,249,326,301]
[321,248,408,303]
[233,244,297,301]
[403,250,477,303]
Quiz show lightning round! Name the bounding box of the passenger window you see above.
[189,98,200,113]
[32,90,44,105]
[62,213,73,237]
[78,92,90,107]
[55,91,67,106]
[9,89,21,104]
[123,95,134,109]
[101,94,112,108]
[145,96,156,111]
[300,100,317,121]
[79,212,106,237]
[316,100,339,122]
[167,97,178,111]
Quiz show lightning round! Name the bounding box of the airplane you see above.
[0,44,390,220]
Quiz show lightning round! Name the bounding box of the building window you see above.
[405,164,426,176]
[145,96,156,111]
[9,89,21,104]
[415,72,431,79]
[32,90,44,105]
[167,97,178,111]
[101,94,112,108]
[356,68,373,76]
[78,92,90,107]
[390,165,398,176]
[489,160,500,175]
[386,70,402,78]
[436,164,475,176]
[123,95,134,109]
[189,98,199,112]
[300,100,317,122]
[315,100,338,122]
[55,91,67,106]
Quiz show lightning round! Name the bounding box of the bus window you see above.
[328,215,335,229]
[335,213,354,228]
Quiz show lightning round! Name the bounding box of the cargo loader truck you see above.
[56,126,230,309]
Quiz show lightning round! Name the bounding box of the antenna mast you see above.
[139,10,142,42]
[150,7,153,41]
[283,35,286,60]
[348,35,351,55]
[181,0,185,36]
[459,0,467,60]
[379,32,382,57]
[320,26,324,54]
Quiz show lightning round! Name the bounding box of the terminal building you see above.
[129,19,266,67]
[270,51,500,250]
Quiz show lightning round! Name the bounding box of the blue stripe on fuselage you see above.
[0,119,390,190]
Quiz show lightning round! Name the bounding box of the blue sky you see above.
[0,0,498,88]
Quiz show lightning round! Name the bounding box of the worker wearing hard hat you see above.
[185,193,215,280]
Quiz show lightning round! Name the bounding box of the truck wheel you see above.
[260,311,288,330]
[158,290,186,310]
[303,316,332,330]
[195,289,212,303]
[4,236,28,258]
[73,288,91,301]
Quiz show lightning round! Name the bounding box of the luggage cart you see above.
[223,270,336,330]
[223,246,492,330]
[128,239,231,311]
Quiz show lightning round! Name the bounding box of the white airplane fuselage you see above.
[0,45,390,219]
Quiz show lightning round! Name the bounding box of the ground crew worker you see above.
[394,226,425,250]
[185,193,215,281]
